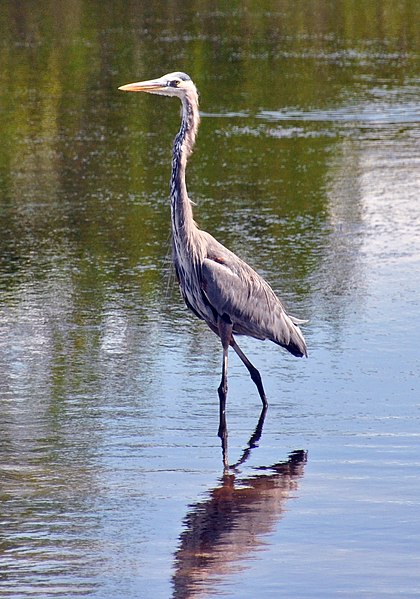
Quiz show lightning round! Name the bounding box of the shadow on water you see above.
[172,446,307,599]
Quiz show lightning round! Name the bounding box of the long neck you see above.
[170,89,200,243]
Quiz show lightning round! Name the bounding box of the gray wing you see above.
[199,236,307,357]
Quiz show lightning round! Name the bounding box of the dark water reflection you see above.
[173,450,307,599]
[0,1,420,598]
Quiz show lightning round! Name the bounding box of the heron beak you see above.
[118,78,166,93]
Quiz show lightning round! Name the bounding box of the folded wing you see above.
[200,237,307,358]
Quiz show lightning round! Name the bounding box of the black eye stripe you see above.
[168,79,180,88]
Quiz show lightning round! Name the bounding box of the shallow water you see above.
[0,1,419,598]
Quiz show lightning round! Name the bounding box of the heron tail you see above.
[274,314,308,358]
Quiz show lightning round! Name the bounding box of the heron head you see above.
[118,71,195,98]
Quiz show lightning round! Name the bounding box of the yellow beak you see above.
[118,78,165,93]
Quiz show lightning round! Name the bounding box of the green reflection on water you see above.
[0,0,417,298]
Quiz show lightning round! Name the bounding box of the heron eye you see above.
[168,79,180,88]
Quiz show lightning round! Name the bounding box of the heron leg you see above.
[217,345,228,439]
[217,318,233,443]
[230,337,268,408]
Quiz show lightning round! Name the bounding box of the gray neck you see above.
[170,89,200,243]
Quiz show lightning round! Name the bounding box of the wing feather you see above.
[199,237,307,357]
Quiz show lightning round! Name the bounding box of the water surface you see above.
[0,1,419,598]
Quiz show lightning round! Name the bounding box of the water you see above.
[0,1,419,597]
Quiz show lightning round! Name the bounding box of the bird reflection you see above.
[220,405,268,470]
[172,447,307,599]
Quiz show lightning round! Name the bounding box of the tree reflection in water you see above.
[172,422,307,599]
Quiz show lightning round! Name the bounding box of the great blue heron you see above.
[119,72,307,440]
